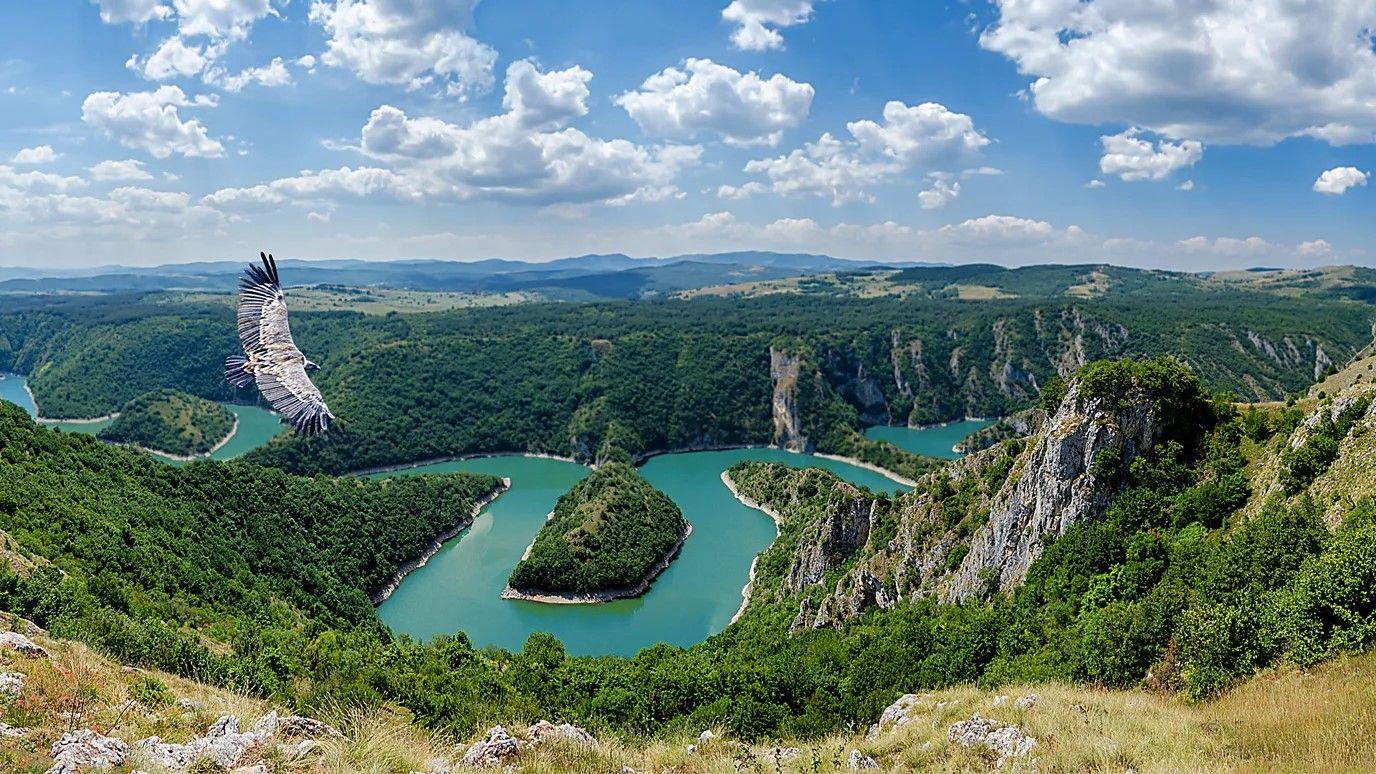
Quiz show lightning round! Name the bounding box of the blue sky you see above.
[1,0,1373,269]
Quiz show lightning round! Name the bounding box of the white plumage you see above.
[224,252,335,435]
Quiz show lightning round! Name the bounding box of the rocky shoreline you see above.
[811,452,919,487]
[500,522,693,605]
[23,380,120,424]
[721,470,783,624]
[370,478,512,604]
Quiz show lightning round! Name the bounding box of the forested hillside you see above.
[3,280,1367,474]
[507,462,689,597]
[97,388,236,456]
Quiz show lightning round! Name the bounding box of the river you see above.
[0,373,283,461]
[2,372,983,657]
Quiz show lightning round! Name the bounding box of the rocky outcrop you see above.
[461,726,522,768]
[0,631,49,659]
[953,409,1045,454]
[943,381,1160,601]
[824,350,890,425]
[947,714,1037,767]
[770,347,809,451]
[784,489,875,594]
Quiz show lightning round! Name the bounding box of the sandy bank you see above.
[501,522,694,605]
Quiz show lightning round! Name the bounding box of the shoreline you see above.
[721,470,783,624]
[24,381,120,424]
[370,478,512,605]
[500,521,694,605]
[124,415,241,462]
[811,452,919,487]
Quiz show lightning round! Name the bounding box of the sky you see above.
[0,0,1374,270]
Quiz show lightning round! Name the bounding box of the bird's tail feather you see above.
[224,356,254,388]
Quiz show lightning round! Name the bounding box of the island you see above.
[97,389,237,459]
[504,462,691,603]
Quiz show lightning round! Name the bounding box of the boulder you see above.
[136,714,270,770]
[868,693,930,738]
[48,729,129,774]
[847,749,879,769]
[0,671,24,695]
[527,720,594,746]
[0,631,49,659]
[460,726,521,768]
[947,714,1037,767]
[1014,693,1039,710]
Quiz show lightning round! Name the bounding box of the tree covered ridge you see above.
[1,289,1367,472]
[508,462,689,595]
[97,388,236,457]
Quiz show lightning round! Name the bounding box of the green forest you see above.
[508,462,689,595]
[97,388,236,457]
[1,284,1367,477]
[2,360,1375,742]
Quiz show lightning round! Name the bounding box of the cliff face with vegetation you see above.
[507,462,689,598]
[97,388,236,457]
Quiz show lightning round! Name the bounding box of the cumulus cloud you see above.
[118,1,279,82]
[11,146,60,165]
[89,159,155,181]
[1085,179,1106,189]
[1099,129,1203,182]
[209,60,699,210]
[722,0,818,51]
[0,166,88,193]
[92,0,171,24]
[1179,235,1274,256]
[1313,166,1368,195]
[81,86,224,159]
[741,101,988,205]
[918,179,959,209]
[205,57,292,92]
[1298,239,1334,257]
[616,59,813,146]
[308,0,497,98]
[980,0,1376,145]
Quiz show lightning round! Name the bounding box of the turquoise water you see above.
[863,418,993,459]
[3,371,973,656]
[376,448,909,656]
[0,373,283,460]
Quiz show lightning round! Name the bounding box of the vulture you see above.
[224,252,335,435]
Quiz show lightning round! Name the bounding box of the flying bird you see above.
[224,252,335,435]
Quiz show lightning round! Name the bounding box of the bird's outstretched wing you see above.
[229,252,334,435]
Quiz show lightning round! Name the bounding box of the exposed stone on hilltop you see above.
[48,729,128,773]
[947,714,1037,767]
[0,630,50,659]
[944,380,1160,601]
[770,347,809,451]
[0,671,24,695]
[869,693,931,738]
[527,720,595,746]
[785,490,874,594]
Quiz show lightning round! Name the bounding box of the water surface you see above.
[376,448,909,656]
[864,418,993,459]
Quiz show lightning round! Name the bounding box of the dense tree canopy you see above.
[97,388,236,457]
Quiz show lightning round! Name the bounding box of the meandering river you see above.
[0,373,283,462]
[2,372,983,656]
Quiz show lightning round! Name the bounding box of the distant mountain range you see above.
[0,252,931,299]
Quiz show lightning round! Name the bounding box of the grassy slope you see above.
[3,613,1372,773]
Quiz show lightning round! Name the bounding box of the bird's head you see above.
[305,359,320,372]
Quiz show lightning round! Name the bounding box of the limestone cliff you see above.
[770,347,810,451]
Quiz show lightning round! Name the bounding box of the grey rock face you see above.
[460,726,521,768]
[947,714,1037,767]
[770,347,810,451]
[48,729,129,774]
[944,381,1159,601]
[527,720,595,746]
[137,714,270,770]
[784,493,874,594]
[0,631,50,659]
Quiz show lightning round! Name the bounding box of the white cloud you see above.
[119,1,278,82]
[1098,129,1202,182]
[109,185,191,212]
[343,60,700,207]
[1176,180,1194,191]
[11,146,60,165]
[980,0,1376,145]
[307,210,332,223]
[715,181,769,199]
[132,36,210,80]
[0,166,88,193]
[741,101,987,205]
[81,86,223,159]
[308,0,497,98]
[92,0,171,24]
[918,179,959,209]
[722,0,817,51]
[962,166,1003,178]
[173,0,275,39]
[616,59,813,146]
[206,57,292,92]
[1313,166,1368,195]
[1085,179,1106,189]
[940,214,1057,244]
[1179,235,1274,256]
[1298,239,1334,257]
[89,159,155,181]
